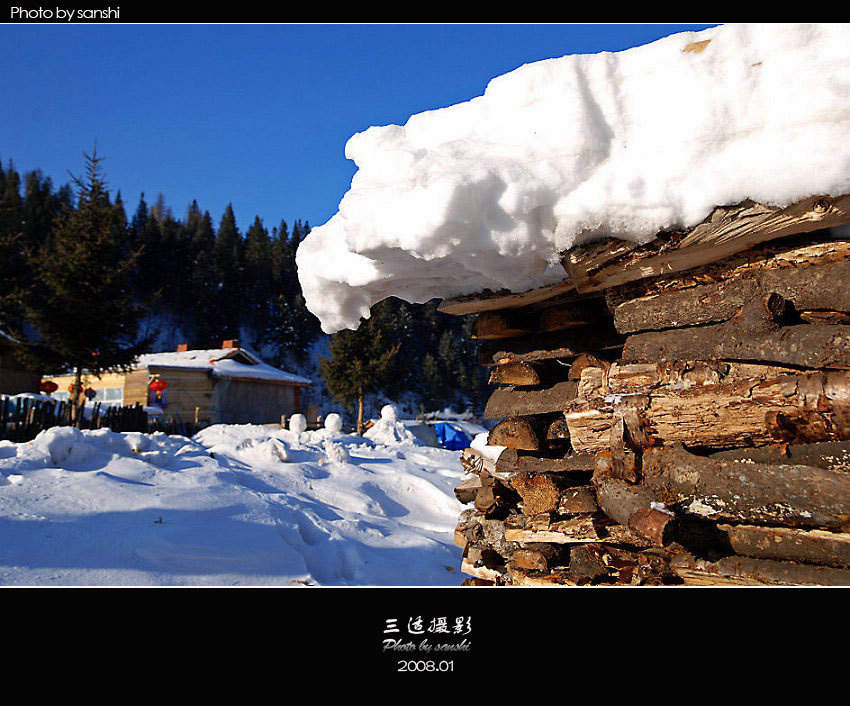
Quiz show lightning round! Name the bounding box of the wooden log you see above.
[716,524,850,569]
[568,353,610,380]
[670,552,850,586]
[565,369,850,454]
[612,258,850,334]
[484,380,578,419]
[641,444,850,531]
[488,361,542,387]
[455,510,514,557]
[563,194,850,294]
[487,416,544,451]
[606,233,850,312]
[509,472,595,516]
[494,448,595,477]
[438,280,574,316]
[478,326,625,366]
[710,439,850,472]
[474,471,521,518]
[569,544,641,585]
[511,543,572,572]
[628,508,677,547]
[460,558,504,582]
[506,566,577,586]
[623,317,850,370]
[593,477,653,525]
[471,310,532,340]
[454,476,482,504]
[464,544,505,570]
[460,447,496,476]
[504,512,646,545]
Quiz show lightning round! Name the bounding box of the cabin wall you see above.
[146,366,214,423]
[211,378,299,424]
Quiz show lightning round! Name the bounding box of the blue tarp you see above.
[433,422,472,451]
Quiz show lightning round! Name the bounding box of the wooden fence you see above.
[0,396,202,443]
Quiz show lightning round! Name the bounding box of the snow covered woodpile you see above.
[450,211,850,586]
[295,23,850,585]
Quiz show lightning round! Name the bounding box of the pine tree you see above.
[243,215,273,349]
[0,160,25,331]
[212,203,244,340]
[185,201,218,347]
[20,147,153,403]
[319,310,400,435]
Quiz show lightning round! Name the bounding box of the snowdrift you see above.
[0,424,465,586]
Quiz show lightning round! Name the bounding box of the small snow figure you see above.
[380,405,397,423]
[289,413,307,445]
[322,439,350,465]
[324,413,343,434]
[289,414,307,434]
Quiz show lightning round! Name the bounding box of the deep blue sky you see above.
[1,23,716,233]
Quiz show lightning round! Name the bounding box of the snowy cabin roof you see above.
[136,348,311,386]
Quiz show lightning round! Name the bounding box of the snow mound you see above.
[297,23,850,332]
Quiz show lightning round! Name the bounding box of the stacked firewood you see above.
[446,194,850,586]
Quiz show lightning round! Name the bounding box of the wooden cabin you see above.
[0,329,40,395]
[42,341,311,425]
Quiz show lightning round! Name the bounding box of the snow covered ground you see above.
[0,418,467,586]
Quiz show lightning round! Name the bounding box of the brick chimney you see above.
[222,339,240,350]
[176,343,189,352]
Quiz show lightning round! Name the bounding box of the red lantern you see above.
[68,382,82,394]
[149,380,168,392]
[40,380,58,394]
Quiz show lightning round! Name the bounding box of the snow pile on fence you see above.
[0,423,465,585]
[297,23,850,332]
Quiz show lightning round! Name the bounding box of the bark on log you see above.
[710,440,850,472]
[471,310,533,340]
[716,524,850,569]
[504,512,646,545]
[478,326,625,366]
[612,258,850,334]
[488,361,542,387]
[641,445,850,531]
[487,416,545,451]
[670,552,850,586]
[569,544,641,585]
[438,280,575,316]
[623,318,850,370]
[506,566,577,586]
[563,194,850,294]
[494,449,595,476]
[484,380,578,419]
[565,369,850,453]
[511,543,572,572]
[606,233,850,312]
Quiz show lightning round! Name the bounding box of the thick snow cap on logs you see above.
[297,23,850,332]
